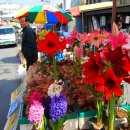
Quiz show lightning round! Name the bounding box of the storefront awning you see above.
[79,1,112,12]
[70,2,130,16]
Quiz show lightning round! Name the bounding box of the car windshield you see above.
[0,28,14,35]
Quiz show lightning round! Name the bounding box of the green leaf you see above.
[127,110,130,125]
[49,115,68,130]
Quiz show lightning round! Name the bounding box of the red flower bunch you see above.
[29,90,43,104]
[82,30,130,100]
[38,31,66,55]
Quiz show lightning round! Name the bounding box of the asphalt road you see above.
[0,45,21,130]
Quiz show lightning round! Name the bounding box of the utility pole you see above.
[112,0,117,24]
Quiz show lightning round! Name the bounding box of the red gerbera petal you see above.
[96,77,105,91]
[104,69,122,100]
[37,38,44,52]
[124,76,130,84]
[95,69,122,100]
[82,52,102,84]
[105,47,130,78]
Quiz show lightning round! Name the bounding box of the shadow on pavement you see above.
[0,56,18,64]
[0,79,21,130]
[0,44,17,49]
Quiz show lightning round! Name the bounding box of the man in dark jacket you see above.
[19,17,38,70]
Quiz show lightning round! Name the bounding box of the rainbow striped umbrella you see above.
[15,4,73,24]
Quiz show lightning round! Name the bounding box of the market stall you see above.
[15,28,130,130]
[6,2,130,130]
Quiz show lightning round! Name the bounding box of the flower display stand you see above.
[18,101,79,130]
[79,110,97,130]
[18,102,33,130]
[64,113,79,130]
[18,100,98,130]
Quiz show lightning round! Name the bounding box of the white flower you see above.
[47,80,64,98]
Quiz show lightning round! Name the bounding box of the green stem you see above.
[108,94,115,130]
[53,54,58,80]
[97,100,103,126]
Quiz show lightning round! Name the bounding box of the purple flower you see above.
[49,93,67,122]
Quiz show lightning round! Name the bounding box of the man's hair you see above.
[25,17,30,22]
[20,16,30,22]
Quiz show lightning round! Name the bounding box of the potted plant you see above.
[119,110,130,129]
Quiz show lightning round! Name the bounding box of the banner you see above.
[4,107,20,130]
[11,81,26,104]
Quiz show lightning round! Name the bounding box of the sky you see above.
[0,0,63,7]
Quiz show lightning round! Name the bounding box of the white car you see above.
[0,26,17,46]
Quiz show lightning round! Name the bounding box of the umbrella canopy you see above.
[15,4,73,24]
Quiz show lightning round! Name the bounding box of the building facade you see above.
[70,0,130,33]
[0,3,21,16]
[71,0,112,7]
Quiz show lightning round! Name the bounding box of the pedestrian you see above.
[117,20,123,31]
[19,17,38,70]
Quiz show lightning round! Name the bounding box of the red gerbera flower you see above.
[96,69,122,100]
[82,52,102,84]
[42,31,66,55]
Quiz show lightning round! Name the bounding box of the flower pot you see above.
[88,117,105,130]
[119,123,130,130]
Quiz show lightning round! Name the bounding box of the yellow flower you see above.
[38,29,50,41]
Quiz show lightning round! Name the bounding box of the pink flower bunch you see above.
[66,31,81,47]
[66,36,75,47]
[71,31,81,39]
[74,46,83,58]
[28,100,44,128]
[89,30,103,48]
[80,32,88,45]
[29,91,43,104]
[106,31,127,50]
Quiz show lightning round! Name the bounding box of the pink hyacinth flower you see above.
[28,100,44,129]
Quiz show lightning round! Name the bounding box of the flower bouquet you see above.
[21,30,98,130]
[26,31,68,130]
[82,24,130,130]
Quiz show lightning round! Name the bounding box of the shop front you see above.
[74,2,130,34]
[84,4,130,34]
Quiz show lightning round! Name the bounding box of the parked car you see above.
[0,26,18,46]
